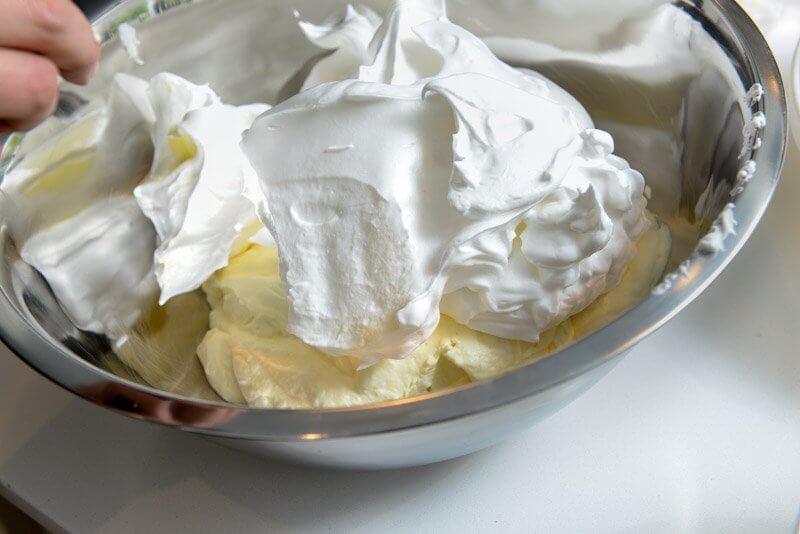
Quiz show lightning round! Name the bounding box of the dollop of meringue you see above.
[3,72,269,338]
[297,4,382,90]
[242,2,651,362]
[3,74,156,338]
[20,197,157,340]
[134,74,269,304]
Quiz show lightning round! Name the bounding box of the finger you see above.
[0,0,100,85]
[0,48,60,131]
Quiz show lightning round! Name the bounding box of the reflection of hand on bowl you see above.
[0,0,788,469]
[78,382,240,428]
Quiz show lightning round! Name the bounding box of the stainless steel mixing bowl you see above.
[0,0,786,469]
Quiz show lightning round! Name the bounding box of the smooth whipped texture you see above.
[2,0,678,406]
[132,74,269,304]
[243,0,652,363]
[3,75,157,340]
[3,73,268,339]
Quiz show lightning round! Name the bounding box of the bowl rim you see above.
[0,0,788,441]
[791,38,800,149]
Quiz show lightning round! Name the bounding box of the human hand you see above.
[0,0,100,133]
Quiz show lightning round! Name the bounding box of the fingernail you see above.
[62,61,99,86]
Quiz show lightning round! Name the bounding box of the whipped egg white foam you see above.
[2,73,268,339]
[133,74,270,304]
[241,0,651,362]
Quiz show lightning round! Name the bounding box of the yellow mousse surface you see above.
[192,220,671,409]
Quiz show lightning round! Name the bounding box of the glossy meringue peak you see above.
[242,1,651,363]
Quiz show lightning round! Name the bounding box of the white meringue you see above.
[3,75,157,337]
[358,0,447,85]
[3,74,153,241]
[134,75,269,303]
[242,3,651,362]
[298,4,382,90]
[4,71,269,337]
[19,197,158,341]
[299,0,447,88]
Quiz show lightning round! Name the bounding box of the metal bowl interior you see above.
[0,0,786,443]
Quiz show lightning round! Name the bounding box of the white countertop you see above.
[2,2,800,532]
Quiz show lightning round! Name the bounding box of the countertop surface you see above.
[2,2,800,532]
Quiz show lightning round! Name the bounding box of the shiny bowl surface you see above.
[792,39,800,149]
[0,0,786,468]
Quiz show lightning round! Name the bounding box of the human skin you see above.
[0,0,99,133]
